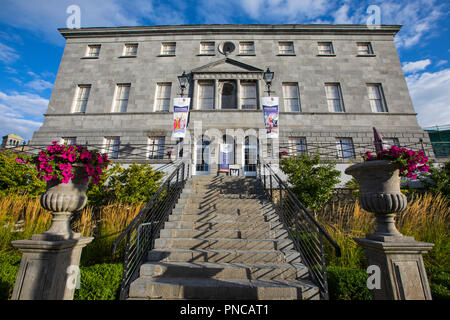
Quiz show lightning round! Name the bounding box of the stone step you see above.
[159,228,289,240]
[139,261,309,281]
[168,213,269,223]
[128,277,319,300]
[154,238,295,251]
[172,207,270,215]
[163,220,284,231]
[147,249,302,264]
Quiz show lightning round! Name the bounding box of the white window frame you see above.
[367,83,388,113]
[197,80,215,110]
[278,41,294,55]
[123,43,138,56]
[318,42,334,55]
[148,137,165,159]
[239,41,255,55]
[240,80,258,110]
[86,45,100,57]
[288,137,307,156]
[336,138,355,159]
[200,41,215,55]
[154,83,172,112]
[161,42,176,55]
[112,83,130,113]
[325,83,344,112]
[71,85,91,113]
[282,82,301,112]
[357,42,374,55]
[103,137,120,159]
[60,137,77,145]
[383,138,399,150]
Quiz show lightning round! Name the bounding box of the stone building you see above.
[1,134,25,148]
[31,24,431,176]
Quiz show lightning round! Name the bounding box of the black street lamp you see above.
[178,71,188,97]
[263,68,274,96]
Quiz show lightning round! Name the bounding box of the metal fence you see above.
[111,160,190,300]
[257,160,341,300]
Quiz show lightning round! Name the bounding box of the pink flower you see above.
[68,153,76,162]
[91,175,100,184]
[15,158,29,164]
[81,150,92,160]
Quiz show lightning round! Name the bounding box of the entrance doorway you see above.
[195,136,210,175]
[243,136,258,176]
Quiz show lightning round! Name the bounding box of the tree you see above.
[0,151,45,197]
[87,162,164,206]
[280,154,341,213]
[420,161,450,198]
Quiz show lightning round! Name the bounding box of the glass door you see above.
[195,137,210,175]
[244,136,258,176]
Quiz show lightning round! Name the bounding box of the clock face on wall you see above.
[218,41,235,55]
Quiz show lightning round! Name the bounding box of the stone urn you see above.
[345,160,410,241]
[35,164,90,241]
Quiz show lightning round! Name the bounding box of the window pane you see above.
[318,42,333,54]
[199,81,214,109]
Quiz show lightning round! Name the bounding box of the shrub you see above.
[420,161,450,198]
[427,266,450,300]
[74,263,123,300]
[326,266,371,300]
[87,163,163,206]
[280,154,341,212]
[0,251,21,300]
[0,151,45,198]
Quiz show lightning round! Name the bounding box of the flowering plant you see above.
[363,145,429,179]
[15,141,110,184]
[279,151,289,157]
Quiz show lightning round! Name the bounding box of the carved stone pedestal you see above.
[354,237,433,300]
[11,236,93,300]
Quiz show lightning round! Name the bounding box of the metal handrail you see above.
[111,160,190,299]
[257,159,341,300]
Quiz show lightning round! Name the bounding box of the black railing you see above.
[111,160,190,300]
[2,142,182,162]
[257,160,341,300]
[277,141,449,161]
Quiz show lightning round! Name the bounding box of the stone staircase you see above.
[128,175,320,300]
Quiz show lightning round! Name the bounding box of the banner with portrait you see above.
[262,96,279,139]
[172,98,190,138]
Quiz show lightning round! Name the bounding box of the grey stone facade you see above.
[32,24,430,176]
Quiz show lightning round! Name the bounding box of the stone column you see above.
[346,161,434,300]
[11,165,93,300]
[354,237,433,300]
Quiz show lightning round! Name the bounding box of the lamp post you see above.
[263,67,274,96]
[178,71,188,97]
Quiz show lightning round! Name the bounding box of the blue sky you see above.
[0,0,449,141]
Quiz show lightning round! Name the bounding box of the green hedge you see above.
[74,263,123,300]
[427,266,450,300]
[326,266,371,300]
[0,251,21,300]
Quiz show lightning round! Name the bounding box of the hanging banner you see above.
[172,97,190,138]
[219,143,232,172]
[262,96,279,139]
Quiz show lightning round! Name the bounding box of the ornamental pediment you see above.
[191,58,264,74]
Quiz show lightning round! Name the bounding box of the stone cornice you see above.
[59,24,402,39]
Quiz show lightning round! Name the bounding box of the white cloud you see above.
[0,42,19,64]
[406,68,450,128]
[24,79,54,91]
[402,59,431,74]
[0,91,48,119]
[0,91,48,140]
[379,0,446,49]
